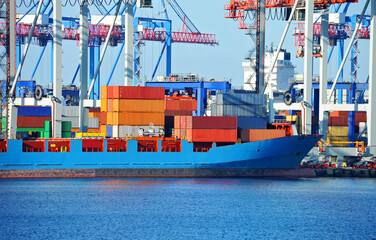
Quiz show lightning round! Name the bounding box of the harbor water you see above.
[1,178,376,239]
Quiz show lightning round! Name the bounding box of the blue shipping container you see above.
[106,125,113,138]
[18,106,51,117]
[237,116,267,129]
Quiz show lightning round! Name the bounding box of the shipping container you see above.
[101,98,107,112]
[328,126,349,137]
[62,121,72,132]
[107,99,113,112]
[16,127,44,132]
[112,125,119,138]
[101,86,108,99]
[18,116,51,128]
[62,132,72,138]
[119,86,165,100]
[62,106,79,117]
[62,117,79,128]
[216,104,267,117]
[192,129,237,142]
[328,116,347,126]
[330,111,349,117]
[107,112,113,125]
[88,117,99,129]
[112,112,164,126]
[89,107,101,113]
[106,126,112,138]
[217,92,267,105]
[355,111,367,122]
[174,116,181,129]
[17,106,51,117]
[237,116,267,129]
[165,110,193,116]
[100,125,107,136]
[100,112,107,125]
[112,99,165,112]
[239,129,286,142]
[165,100,197,111]
[192,116,237,129]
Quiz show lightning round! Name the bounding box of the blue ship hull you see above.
[0,135,321,178]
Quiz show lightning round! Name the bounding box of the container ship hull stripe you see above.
[0,135,321,178]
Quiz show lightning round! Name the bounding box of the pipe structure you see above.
[326,0,370,103]
[319,9,329,140]
[9,0,44,96]
[52,0,62,138]
[124,1,134,86]
[303,0,314,135]
[79,1,89,132]
[368,0,376,153]
[87,0,122,98]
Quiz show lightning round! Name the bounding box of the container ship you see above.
[0,85,322,178]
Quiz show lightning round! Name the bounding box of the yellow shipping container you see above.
[286,115,301,125]
[107,112,113,125]
[114,99,165,113]
[328,126,349,137]
[101,99,107,112]
[101,86,108,99]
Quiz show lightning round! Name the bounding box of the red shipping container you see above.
[89,107,101,113]
[331,111,348,117]
[355,112,367,122]
[100,112,107,124]
[17,116,51,128]
[192,116,237,129]
[119,86,165,100]
[107,86,120,99]
[165,110,192,116]
[165,100,197,111]
[328,116,348,126]
[192,129,237,143]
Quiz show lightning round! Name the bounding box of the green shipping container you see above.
[17,127,44,132]
[62,121,72,132]
[62,131,71,138]
[44,121,52,132]
[43,131,51,138]
[1,117,6,131]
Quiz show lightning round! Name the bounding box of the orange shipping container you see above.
[101,86,108,99]
[331,111,349,117]
[71,128,79,133]
[88,112,101,119]
[114,112,165,126]
[88,128,99,133]
[101,99,107,112]
[113,99,164,113]
[240,129,285,143]
[174,116,181,129]
[192,129,237,143]
[107,112,113,125]
[107,86,120,99]
[174,128,181,139]
[100,125,107,136]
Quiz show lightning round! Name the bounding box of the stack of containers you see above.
[174,116,237,143]
[164,99,197,137]
[63,106,100,133]
[17,106,51,137]
[42,121,72,138]
[100,86,165,138]
[327,111,348,146]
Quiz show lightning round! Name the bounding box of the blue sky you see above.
[19,0,372,88]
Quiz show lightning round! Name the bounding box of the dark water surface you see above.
[1,178,376,240]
